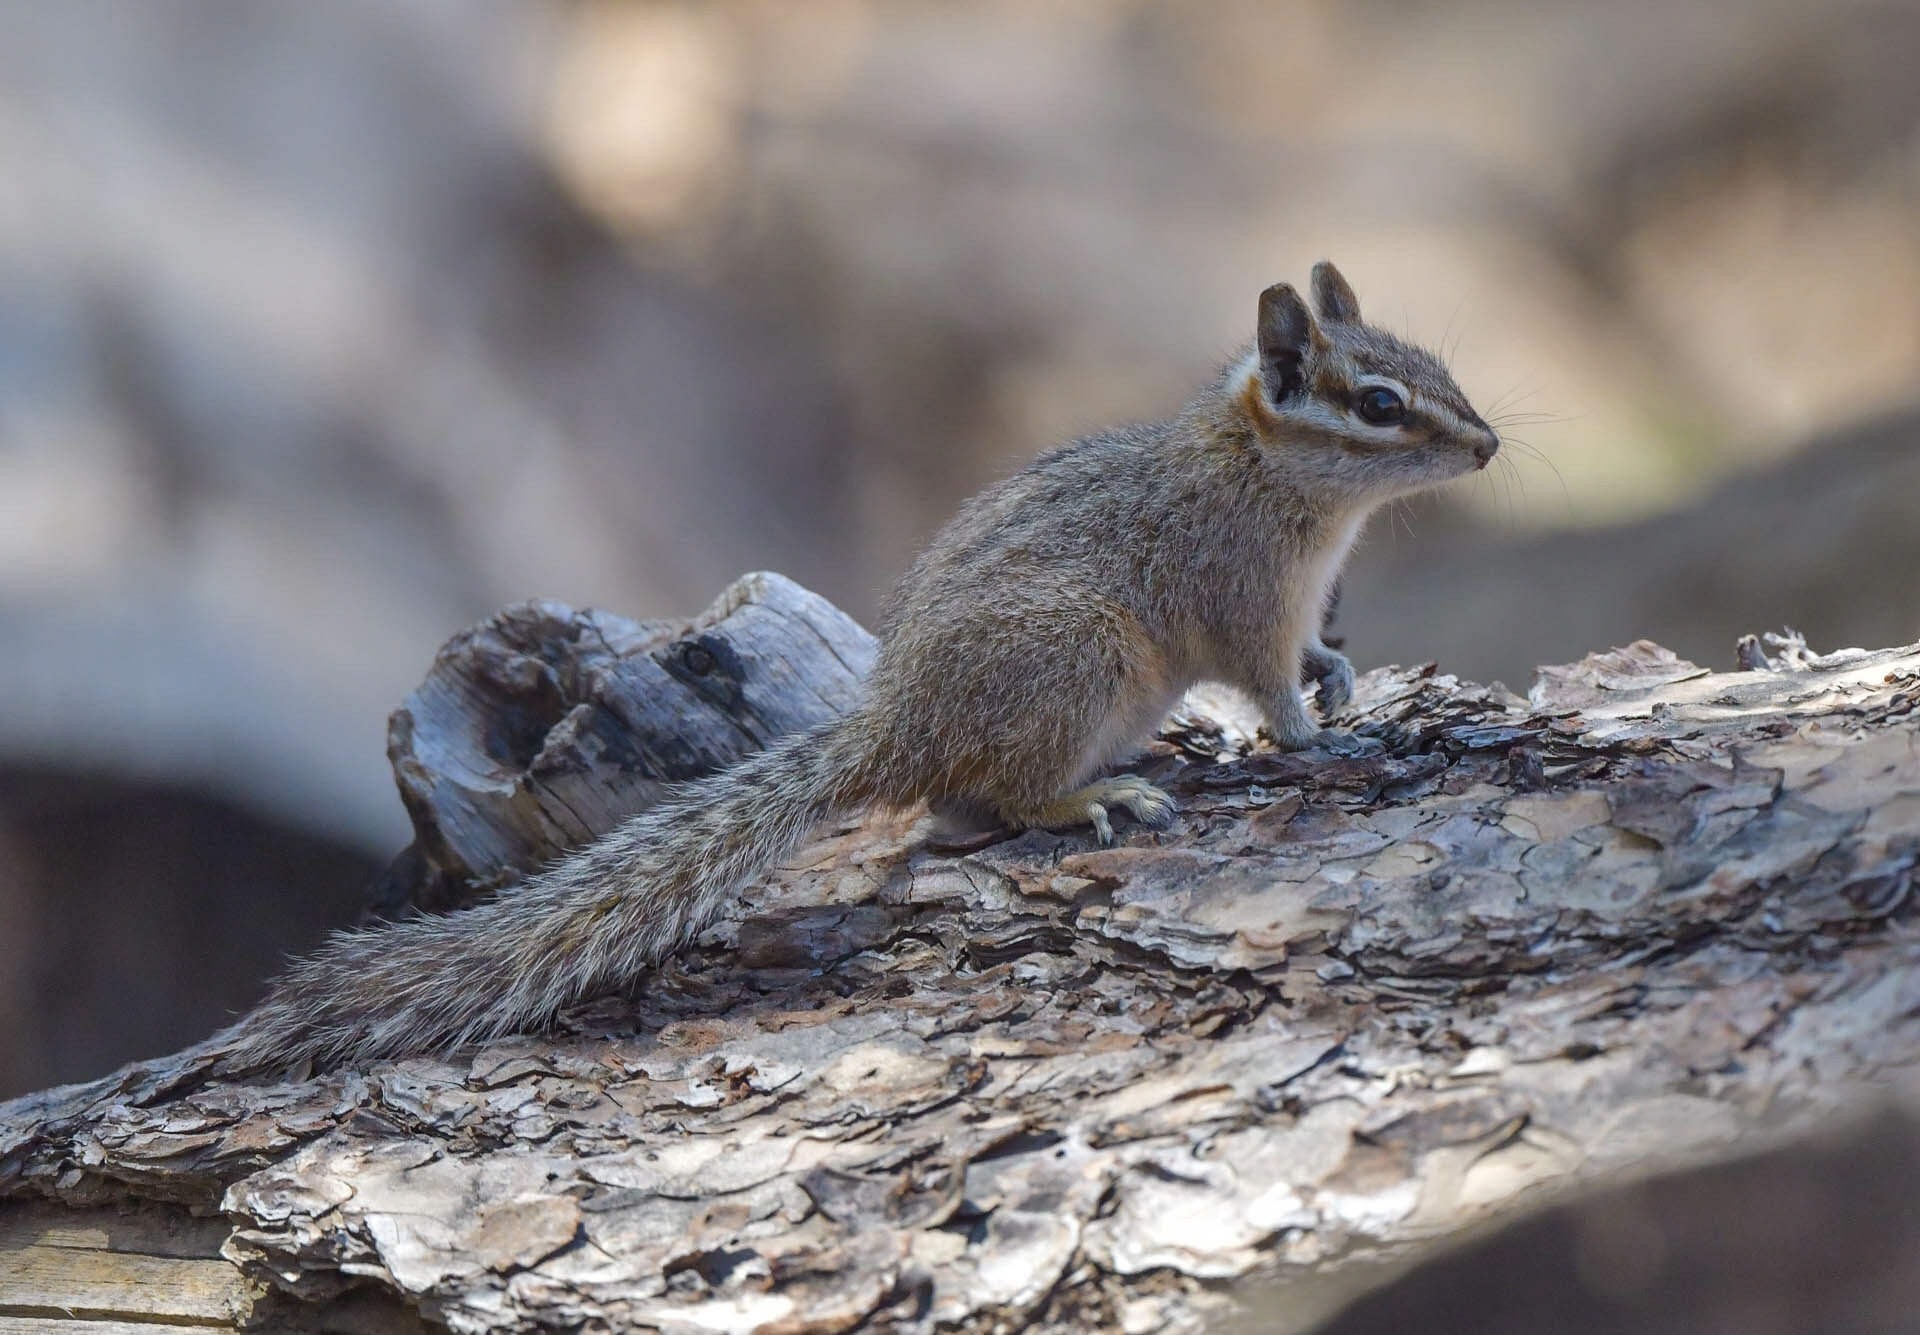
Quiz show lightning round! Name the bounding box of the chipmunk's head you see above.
[1243,261,1498,498]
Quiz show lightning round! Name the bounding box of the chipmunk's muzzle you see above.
[1470,428,1500,469]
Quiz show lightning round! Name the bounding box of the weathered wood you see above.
[0,1203,246,1327]
[0,1322,227,1335]
[0,1247,246,1326]
[0,1201,435,1333]
[2,585,1917,1334]
[375,571,876,914]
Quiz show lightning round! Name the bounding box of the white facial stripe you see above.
[1419,398,1483,440]
[1287,399,1355,437]
[1280,397,1408,447]
[1354,376,1411,404]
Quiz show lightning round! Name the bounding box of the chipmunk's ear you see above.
[1310,260,1360,324]
[1257,282,1316,402]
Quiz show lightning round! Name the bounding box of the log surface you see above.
[3,610,1918,1334]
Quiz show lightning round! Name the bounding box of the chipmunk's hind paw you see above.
[1016,775,1177,845]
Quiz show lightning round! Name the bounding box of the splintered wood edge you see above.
[385,571,879,909]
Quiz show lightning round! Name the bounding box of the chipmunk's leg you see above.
[1223,624,1377,757]
[978,609,1181,844]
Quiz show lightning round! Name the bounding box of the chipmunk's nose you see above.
[1471,430,1500,468]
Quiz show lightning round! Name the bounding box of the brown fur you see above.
[216,262,1499,1069]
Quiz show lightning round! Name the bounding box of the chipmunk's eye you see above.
[1355,386,1406,425]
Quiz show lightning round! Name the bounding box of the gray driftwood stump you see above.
[2,572,1917,1335]
[374,571,877,916]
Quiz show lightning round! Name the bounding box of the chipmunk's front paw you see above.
[1303,648,1355,716]
[1308,729,1383,757]
[1271,727,1382,757]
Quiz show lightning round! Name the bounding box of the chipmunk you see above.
[222,261,1498,1069]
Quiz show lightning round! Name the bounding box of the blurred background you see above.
[2,0,1918,1107]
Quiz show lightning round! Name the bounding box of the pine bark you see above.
[3,579,1917,1335]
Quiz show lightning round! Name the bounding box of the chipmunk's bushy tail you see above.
[218,716,876,1071]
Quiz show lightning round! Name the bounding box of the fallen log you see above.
[2,578,1916,1335]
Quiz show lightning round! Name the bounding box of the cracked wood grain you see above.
[374,571,877,915]
[2,596,1917,1334]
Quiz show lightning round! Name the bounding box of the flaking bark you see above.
[2,590,1917,1335]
